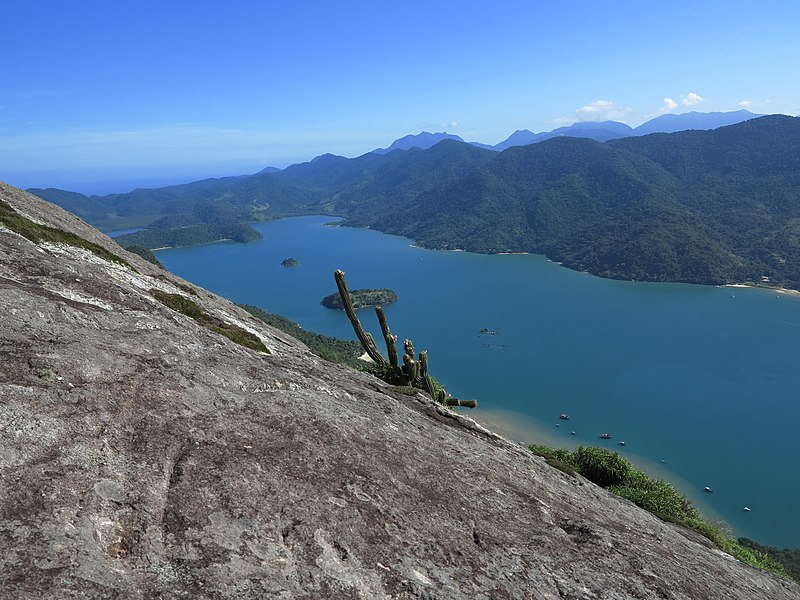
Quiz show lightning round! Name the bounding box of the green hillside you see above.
[30,115,800,289]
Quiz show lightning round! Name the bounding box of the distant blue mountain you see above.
[377,111,764,155]
[633,109,760,135]
[492,130,549,151]
[490,121,633,151]
[373,131,465,154]
[546,120,635,142]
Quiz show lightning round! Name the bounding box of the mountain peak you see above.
[633,109,761,134]
[373,131,466,154]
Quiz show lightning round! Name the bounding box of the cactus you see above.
[333,270,475,408]
[419,351,438,400]
[404,339,415,360]
[401,339,419,385]
[375,306,398,367]
[401,350,419,385]
[334,269,386,364]
[446,398,478,408]
[420,349,476,408]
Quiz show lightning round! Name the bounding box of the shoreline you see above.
[152,238,233,252]
[142,217,800,296]
[474,406,729,537]
[723,283,800,297]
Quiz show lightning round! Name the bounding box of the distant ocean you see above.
[156,215,800,548]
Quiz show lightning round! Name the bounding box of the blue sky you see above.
[2,1,799,194]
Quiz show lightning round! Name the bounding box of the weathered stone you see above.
[1,181,798,599]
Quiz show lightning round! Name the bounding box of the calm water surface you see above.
[157,216,800,548]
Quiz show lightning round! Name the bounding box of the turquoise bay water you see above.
[156,216,800,548]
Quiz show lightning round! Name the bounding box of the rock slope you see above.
[1,181,797,599]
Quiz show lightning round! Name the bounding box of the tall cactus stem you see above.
[402,352,419,385]
[375,306,398,367]
[419,351,438,400]
[446,398,478,408]
[334,269,385,364]
[404,339,415,361]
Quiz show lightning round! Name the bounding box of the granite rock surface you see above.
[1,181,798,599]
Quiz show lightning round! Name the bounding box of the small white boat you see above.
[704,486,713,493]
[743,506,751,512]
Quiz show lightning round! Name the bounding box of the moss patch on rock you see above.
[151,289,268,353]
[0,199,132,269]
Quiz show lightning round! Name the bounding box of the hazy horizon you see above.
[12,108,778,195]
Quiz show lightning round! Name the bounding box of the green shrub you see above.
[609,473,690,522]
[572,446,632,487]
[528,444,575,466]
[738,538,800,582]
[525,442,792,580]
[727,543,790,579]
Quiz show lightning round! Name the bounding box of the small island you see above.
[281,258,300,267]
[322,288,398,310]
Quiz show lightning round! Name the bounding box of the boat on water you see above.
[559,413,570,420]
[600,433,612,440]
[618,441,626,446]
[704,486,713,493]
[743,506,752,512]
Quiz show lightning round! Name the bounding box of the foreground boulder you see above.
[1,181,797,599]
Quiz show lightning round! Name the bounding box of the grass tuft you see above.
[0,199,133,269]
[151,290,268,353]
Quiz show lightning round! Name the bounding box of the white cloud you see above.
[440,120,459,129]
[573,99,631,121]
[682,92,704,106]
[577,99,610,115]
[738,99,773,109]
[649,92,704,118]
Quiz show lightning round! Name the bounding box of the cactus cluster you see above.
[333,269,476,409]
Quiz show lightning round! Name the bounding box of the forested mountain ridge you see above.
[351,115,800,288]
[30,115,800,289]
[610,115,800,286]
[362,136,745,284]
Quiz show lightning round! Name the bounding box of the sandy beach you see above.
[723,283,800,297]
